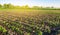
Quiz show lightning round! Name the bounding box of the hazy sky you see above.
[0,0,60,8]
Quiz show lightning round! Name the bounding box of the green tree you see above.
[32,6,40,9]
[25,5,29,8]
[7,4,14,9]
[21,5,29,9]
[3,4,8,8]
[3,4,14,9]
[0,4,2,8]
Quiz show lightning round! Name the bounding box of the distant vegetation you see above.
[0,4,60,10]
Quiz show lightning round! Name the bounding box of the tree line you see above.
[0,4,30,9]
[0,4,60,10]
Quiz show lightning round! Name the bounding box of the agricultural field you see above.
[0,10,60,35]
